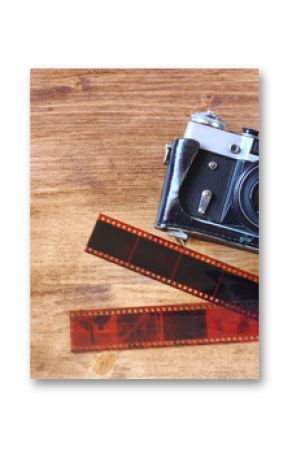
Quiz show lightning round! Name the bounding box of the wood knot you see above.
[94,352,118,376]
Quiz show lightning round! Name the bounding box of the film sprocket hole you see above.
[155,111,259,252]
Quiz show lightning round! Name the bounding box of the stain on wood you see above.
[30,69,259,379]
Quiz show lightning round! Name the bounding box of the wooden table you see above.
[30,69,259,379]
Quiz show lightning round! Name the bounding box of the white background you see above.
[0,1,289,448]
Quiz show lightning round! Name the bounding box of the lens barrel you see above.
[232,164,259,231]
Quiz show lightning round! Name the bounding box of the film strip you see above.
[85,214,259,320]
[70,214,259,352]
[70,303,258,352]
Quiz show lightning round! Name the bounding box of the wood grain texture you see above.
[30,69,259,379]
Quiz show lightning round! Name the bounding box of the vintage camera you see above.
[155,111,259,252]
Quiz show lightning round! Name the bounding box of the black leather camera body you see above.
[155,111,259,252]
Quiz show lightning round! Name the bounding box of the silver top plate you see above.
[184,120,259,163]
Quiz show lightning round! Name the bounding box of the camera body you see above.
[155,111,259,252]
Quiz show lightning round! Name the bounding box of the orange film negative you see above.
[70,214,259,352]
[70,303,258,352]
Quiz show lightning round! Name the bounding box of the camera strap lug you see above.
[166,230,189,246]
[163,144,172,165]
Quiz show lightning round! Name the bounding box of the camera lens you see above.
[232,163,259,232]
[251,183,259,214]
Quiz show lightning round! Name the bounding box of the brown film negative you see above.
[70,303,258,352]
[85,214,259,320]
